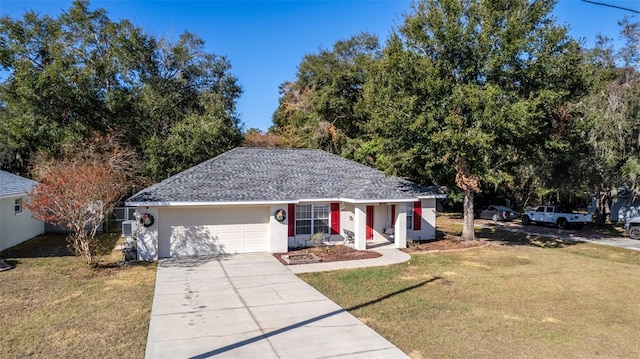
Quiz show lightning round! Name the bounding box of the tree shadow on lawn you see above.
[1,232,139,272]
[477,226,583,249]
[1,232,123,259]
[0,233,74,259]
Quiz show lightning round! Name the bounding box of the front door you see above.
[366,205,374,240]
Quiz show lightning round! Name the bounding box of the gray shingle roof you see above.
[0,170,38,198]
[126,147,444,205]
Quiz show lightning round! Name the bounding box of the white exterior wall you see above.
[131,198,439,260]
[0,195,44,252]
[269,205,288,253]
[408,199,437,240]
[393,202,407,248]
[135,206,159,261]
[340,203,355,234]
[372,205,389,241]
[353,204,367,250]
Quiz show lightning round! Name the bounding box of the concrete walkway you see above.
[145,250,410,359]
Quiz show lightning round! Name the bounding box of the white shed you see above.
[0,170,45,252]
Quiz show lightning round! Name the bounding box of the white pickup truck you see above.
[521,205,592,229]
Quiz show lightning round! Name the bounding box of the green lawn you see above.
[0,233,156,358]
[301,229,640,358]
[3,220,638,358]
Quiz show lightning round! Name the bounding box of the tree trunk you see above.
[594,188,611,226]
[462,189,475,241]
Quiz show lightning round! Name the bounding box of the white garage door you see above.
[158,206,269,257]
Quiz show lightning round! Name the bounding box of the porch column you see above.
[394,202,407,249]
[353,204,367,250]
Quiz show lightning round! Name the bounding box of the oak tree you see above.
[0,0,242,180]
[364,0,585,240]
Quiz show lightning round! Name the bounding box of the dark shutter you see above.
[391,205,396,226]
[330,203,340,235]
[413,201,422,230]
[366,205,374,239]
[288,204,295,237]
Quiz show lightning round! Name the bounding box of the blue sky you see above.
[1,0,638,131]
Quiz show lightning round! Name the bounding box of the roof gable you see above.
[127,148,444,205]
[0,170,38,198]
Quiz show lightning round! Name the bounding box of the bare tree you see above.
[26,133,145,264]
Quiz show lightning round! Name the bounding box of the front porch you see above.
[287,199,437,251]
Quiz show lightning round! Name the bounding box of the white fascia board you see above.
[0,192,26,200]
[341,198,419,204]
[124,200,297,207]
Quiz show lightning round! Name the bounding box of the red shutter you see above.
[413,201,422,230]
[330,203,340,235]
[391,205,396,226]
[288,204,295,237]
[366,205,374,240]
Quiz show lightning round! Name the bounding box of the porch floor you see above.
[366,238,394,249]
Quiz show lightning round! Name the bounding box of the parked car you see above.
[521,205,592,229]
[624,216,640,240]
[476,205,517,221]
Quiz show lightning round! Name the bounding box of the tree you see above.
[25,134,142,265]
[0,1,152,174]
[364,0,586,240]
[570,21,640,224]
[0,1,242,180]
[137,31,243,179]
[243,128,284,147]
[272,33,379,154]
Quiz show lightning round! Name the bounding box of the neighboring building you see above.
[611,197,640,222]
[126,147,446,260]
[0,170,45,252]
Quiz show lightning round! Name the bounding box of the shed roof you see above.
[126,147,445,206]
[0,170,38,199]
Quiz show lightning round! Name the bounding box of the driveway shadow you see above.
[188,277,441,359]
[158,254,232,268]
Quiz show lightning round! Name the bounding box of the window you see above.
[127,207,136,220]
[114,207,137,221]
[406,203,413,230]
[14,198,22,214]
[296,204,330,235]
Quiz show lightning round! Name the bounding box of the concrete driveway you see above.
[145,253,408,359]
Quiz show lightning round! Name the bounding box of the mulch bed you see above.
[274,236,488,265]
[402,237,487,252]
[273,245,381,265]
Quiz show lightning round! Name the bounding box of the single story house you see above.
[126,147,445,260]
[0,170,45,252]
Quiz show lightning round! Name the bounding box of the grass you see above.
[0,233,156,358]
[300,216,640,359]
